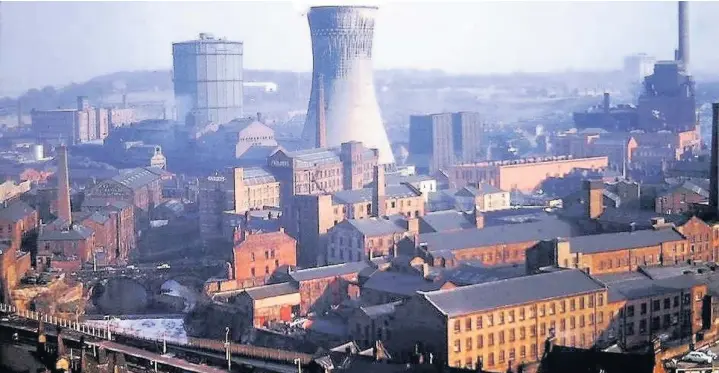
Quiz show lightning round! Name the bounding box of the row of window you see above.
[248,259,281,277]
[452,296,604,333]
[623,295,690,318]
[454,344,538,369]
[453,315,603,353]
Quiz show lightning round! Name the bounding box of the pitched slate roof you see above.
[243,282,298,300]
[419,210,474,233]
[331,184,421,205]
[110,168,161,190]
[359,301,402,319]
[362,271,443,297]
[422,269,605,317]
[418,218,576,258]
[38,225,94,241]
[342,218,407,237]
[242,167,277,186]
[0,200,34,222]
[603,273,701,302]
[289,261,370,282]
[567,228,685,254]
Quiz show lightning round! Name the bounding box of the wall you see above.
[233,230,297,285]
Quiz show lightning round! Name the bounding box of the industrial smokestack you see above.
[710,103,719,216]
[57,146,72,225]
[602,92,610,114]
[678,1,689,69]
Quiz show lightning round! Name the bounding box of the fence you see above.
[0,303,313,365]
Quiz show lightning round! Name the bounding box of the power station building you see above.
[172,33,244,128]
[301,6,395,165]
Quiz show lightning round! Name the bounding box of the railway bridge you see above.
[0,303,316,373]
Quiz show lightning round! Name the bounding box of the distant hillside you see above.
[0,69,313,116]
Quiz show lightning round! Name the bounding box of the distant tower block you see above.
[301,6,395,165]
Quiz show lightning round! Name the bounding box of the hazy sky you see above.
[2,1,719,95]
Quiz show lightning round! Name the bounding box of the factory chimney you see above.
[677,1,689,69]
[710,103,719,216]
[602,92,610,114]
[57,145,72,225]
[371,165,386,217]
[316,74,327,149]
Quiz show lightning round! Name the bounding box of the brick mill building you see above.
[231,229,297,289]
[447,155,609,192]
[389,269,611,371]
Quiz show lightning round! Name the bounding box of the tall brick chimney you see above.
[583,180,604,220]
[710,103,719,216]
[372,165,386,217]
[316,74,327,149]
[57,145,72,225]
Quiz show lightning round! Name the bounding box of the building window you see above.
[520,346,526,359]
[265,266,269,275]
[508,310,515,323]
[549,303,555,315]
[454,340,461,352]
[540,323,546,336]
[519,327,526,340]
[663,298,671,310]
[488,353,494,366]
[488,333,494,346]
[499,330,505,344]
[509,329,515,342]
[498,312,504,325]
[639,320,647,334]
[509,348,515,361]
[465,318,472,331]
[530,325,536,337]
[270,249,276,258]
[264,251,269,259]
[477,316,483,329]
[579,297,585,310]
[597,312,603,324]
[569,317,575,330]
[250,267,255,277]
[519,308,525,321]
[560,319,566,332]
[466,338,473,351]
[640,303,647,315]
[477,335,483,348]
[559,300,566,313]
[674,296,679,307]
[250,253,255,262]
[652,300,660,312]
[598,294,604,306]
[588,295,594,308]
[487,314,494,326]
[454,320,461,333]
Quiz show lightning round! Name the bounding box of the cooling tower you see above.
[302,6,395,165]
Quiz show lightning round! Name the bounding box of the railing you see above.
[0,303,313,365]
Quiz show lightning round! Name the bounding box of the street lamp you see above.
[225,327,231,371]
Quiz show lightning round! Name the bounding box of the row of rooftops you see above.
[276,145,378,168]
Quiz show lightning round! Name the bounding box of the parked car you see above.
[156,263,171,270]
[683,351,712,364]
[700,349,718,360]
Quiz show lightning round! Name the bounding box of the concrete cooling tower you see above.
[301,6,395,165]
